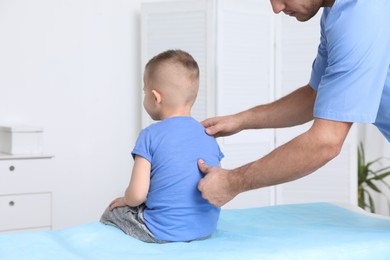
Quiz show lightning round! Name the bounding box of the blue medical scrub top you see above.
[309,0,390,141]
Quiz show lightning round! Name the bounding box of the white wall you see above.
[1,0,389,230]
[0,0,142,229]
[0,0,196,230]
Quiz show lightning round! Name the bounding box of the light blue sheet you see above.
[1,203,390,259]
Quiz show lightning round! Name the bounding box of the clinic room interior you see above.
[1,0,390,235]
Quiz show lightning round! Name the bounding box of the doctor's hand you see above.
[197,159,238,207]
[201,114,243,138]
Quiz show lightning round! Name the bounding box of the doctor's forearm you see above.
[238,85,316,130]
[229,120,350,193]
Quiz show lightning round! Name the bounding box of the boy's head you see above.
[143,49,199,120]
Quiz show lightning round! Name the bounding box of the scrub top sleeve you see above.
[313,2,390,123]
[309,10,329,91]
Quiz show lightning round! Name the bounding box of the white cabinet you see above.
[141,0,357,208]
[0,154,53,233]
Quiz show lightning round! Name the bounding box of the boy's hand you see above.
[109,197,127,211]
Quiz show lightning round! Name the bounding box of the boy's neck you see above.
[159,107,191,120]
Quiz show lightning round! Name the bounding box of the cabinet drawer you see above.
[0,193,52,232]
[0,159,52,193]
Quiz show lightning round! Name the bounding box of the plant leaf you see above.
[366,158,383,168]
[369,171,390,181]
[366,180,381,193]
[368,193,375,213]
[356,142,390,214]
[371,166,390,175]
[363,189,375,213]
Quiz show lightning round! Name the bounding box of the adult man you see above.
[197,0,390,207]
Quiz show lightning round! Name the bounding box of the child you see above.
[100,49,224,243]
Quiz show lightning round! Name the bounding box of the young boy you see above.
[100,50,224,243]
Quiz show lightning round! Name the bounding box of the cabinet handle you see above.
[9,165,15,171]
[9,201,15,207]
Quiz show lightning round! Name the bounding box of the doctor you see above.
[197,0,390,207]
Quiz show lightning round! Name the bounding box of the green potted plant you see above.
[358,142,390,213]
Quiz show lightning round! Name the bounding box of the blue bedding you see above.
[1,203,390,259]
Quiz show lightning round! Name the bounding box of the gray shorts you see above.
[100,204,163,243]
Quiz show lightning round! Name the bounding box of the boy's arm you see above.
[109,155,151,210]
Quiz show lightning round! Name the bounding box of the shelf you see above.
[0,153,54,160]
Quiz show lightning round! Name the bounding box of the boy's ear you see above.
[151,90,162,104]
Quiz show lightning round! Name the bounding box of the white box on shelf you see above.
[0,126,44,155]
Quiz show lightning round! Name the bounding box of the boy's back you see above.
[132,116,223,242]
[101,49,223,243]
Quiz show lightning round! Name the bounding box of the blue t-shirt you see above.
[309,0,390,141]
[131,116,224,242]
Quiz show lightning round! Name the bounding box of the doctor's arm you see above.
[109,155,151,210]
[202,85,316,137]
[198,118,352,207]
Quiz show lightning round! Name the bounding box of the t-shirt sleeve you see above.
[131,128,152,162]
[310,3,389,123]
[218,145,224,162]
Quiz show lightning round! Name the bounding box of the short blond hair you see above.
[144,50,199,107]
[145,49,199,81]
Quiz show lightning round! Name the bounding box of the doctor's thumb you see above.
[198,159,210,174]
